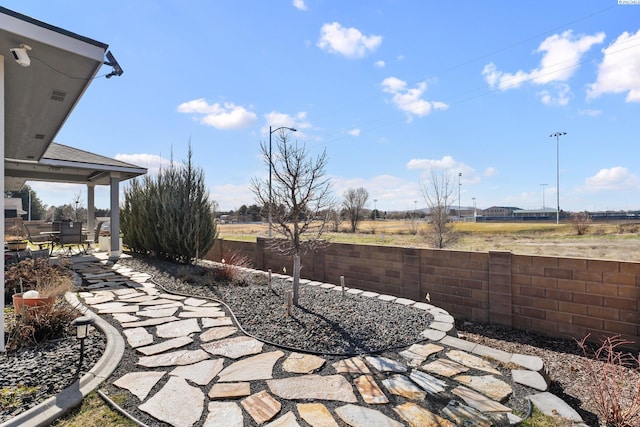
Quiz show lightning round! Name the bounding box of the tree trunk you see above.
[292,254,300,305]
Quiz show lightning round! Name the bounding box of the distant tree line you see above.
[5,184,110,222]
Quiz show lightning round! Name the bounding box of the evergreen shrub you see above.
[121,147,217,264]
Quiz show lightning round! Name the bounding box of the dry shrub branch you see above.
[577,334,640,427]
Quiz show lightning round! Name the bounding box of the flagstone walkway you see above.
[72,258,588,427]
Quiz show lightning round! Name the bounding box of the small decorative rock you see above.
[365,356,407,373]
[136,336,193,356]
[446,350,501,375]
[122,327,153,348]
[354,375,389,404]
[217,351,284,382]
[241,390,282,424]
[170,359,225,386]
[381,374,427,400]
[137,349,210,368]
[267,375,357,402]
[199,326,238,342]
[332,356,370,374]
[139,377,204,427]
[453,375,513,401]
[208,382,251,399]
[203,402,243,427]
[113,371,165,400]
[282,352,325,374]
[296,403,339,427]
[421,358,469,377]
[335,404,403,427]
[155,318,201,338]
[393,402,456,427]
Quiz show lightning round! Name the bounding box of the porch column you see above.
[1,55,6,352]
[87,183,95,242]
[109,173,121,258]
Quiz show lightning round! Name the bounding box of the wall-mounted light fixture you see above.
[10,44,31,67]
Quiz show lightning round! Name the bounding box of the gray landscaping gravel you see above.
[0,324,105,423]
[118,256,435,355]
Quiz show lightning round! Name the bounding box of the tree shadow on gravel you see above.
[456,320,586,356]
[295,304,370,354]
[548,381,599,427]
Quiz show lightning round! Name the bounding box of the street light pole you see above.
[373,199,377,220]
[549,132,566,225]
[268,126,297,238]
[458,172,462,220]
[540,183,548,213]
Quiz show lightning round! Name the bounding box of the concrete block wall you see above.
[206,238,640,349]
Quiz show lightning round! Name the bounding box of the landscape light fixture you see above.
[71,316,95,372]
[549,132,566,225]
[268,126,297,237]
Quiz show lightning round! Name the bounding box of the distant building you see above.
[513,208,556,218]
[4,198,26,218]
[481,206,520,217]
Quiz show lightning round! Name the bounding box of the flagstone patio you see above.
[68,257,588,427]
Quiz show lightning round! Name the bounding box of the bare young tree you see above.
[420,169,459,248]
[327,207,343,232]
[343,187,369,233]
[569,211,592,235]
[251,130,334,305]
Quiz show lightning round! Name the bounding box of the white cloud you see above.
[177,99,257,129]
[374,60,385,68]
[381,77,448,121]
[587,29,640,102]
[292,0,307,11]
[331,174,420,211]
[348,128,361,137]
[484,167,498,177]
[483,30,605,94]
[263,111,311,138]
[578,108,602,117]
[583,167,640,191]
[115,153,172,176]
[407,155,457,170]
[407,156,481,184]
[211,183,256,211]
[317,22,382,59]
[537,83,572,106]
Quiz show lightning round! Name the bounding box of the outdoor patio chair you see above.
[23,224,54,255]
[57,221,85,255]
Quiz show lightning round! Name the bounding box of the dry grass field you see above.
[218,219,640,262]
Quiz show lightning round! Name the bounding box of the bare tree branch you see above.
[251,131,334,304]
[342,187,369,233]
[420,169,459,248]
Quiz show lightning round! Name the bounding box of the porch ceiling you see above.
[1,7,107,161]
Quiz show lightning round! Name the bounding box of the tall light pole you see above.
[373,199,378,220]
[458,172,462,220]
[540,184,548,214]
[414,200,417,219]
[472,197,476,218]
[549,132,566,225]
[268,126,297,238]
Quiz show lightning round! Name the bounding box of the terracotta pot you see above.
[12,293,56,314]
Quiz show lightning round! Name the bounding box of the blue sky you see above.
[7,1,640,212]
